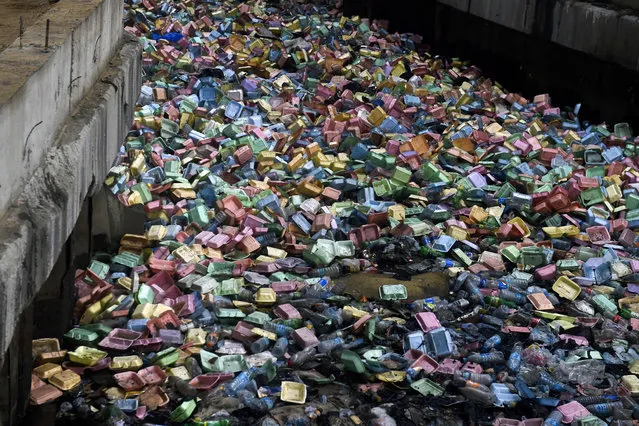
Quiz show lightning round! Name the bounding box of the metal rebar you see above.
[45,19,50,50]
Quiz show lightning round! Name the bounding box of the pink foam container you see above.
[130,338,163,353]
[292,327,319,349]
[147,271,182,303]
[114,371,145,391]
[189,372,234,390]
[410,354,439,373]
[273,303,302,319]
[415,312,441,333]
[556,401,590,423]
[460,362,483,374]
[138,365,167,385]
[436,358,462,375]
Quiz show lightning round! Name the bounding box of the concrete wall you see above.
[0,0,142,422]
[434,0,639,73]
[0,0,124,222]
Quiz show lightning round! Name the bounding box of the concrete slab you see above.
[0,35,141,425]
[0,0,124,227]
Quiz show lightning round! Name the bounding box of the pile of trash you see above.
[28,0,639,425]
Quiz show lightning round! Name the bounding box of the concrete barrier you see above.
[0,0,142,422]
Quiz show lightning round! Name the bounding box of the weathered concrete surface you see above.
[433,0,639,73]
[0,0,124,224]
[0,33,141,425]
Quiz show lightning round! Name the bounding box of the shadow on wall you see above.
[344,0,639,130]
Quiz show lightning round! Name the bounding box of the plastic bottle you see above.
[207,211,228,232]
[255,232,279,246]
[480,279,508,290]
[482,334,502,351]
[238,390,274,412]
[250,337,271,354]
[309,265,341,278]
[271,338,289,358]
[456,371,493,386]
[263,322,294,337]
[225,368,257,396]
[437,259,460,268]
[459,386,495,404]
[500,276,530,290]
[205,325,221,349]
[467,351,505,364]
[480,314,504,328]
[464,275,484,305]
[317,337,344,353]
[499,289,527,305]
[543,409,563,426]
[343,338,365,350]
[447,298,470,311]
[575,396,615,405]
[586,401,624,417]
[288,347,317,367]
[452,375,491,393]
[507,343,523,373]
[537,370,575,393]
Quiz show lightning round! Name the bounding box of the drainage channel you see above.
[14,0,639,425]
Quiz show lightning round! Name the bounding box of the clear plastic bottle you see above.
[452,375,491,393]
[225,367,257,396]
[271,337,289,358]
[465,276,484,305]
[317,337,344,353]
[238,390,274,412]
[537,370,575,393]
[205,324,222,349]
[448,298,470,311]
[507,343,523,373]
[543,409,563,426]
[482,334,502,351]
[263,321,294,337]
[467,351,505,364]
[459,386,495,405]
[480,314,504,328]
[250,337,271,354]
[288,347,317,367]
[552,359,605,386]
[456,371,493,386]
[500,276,530,290]
[437,259,461,268]
[586,401,624,417]
[499,289,527,305]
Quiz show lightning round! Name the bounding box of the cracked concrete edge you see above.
[0,0,125,222]
[435,0,639,73]
[0,34,141,365]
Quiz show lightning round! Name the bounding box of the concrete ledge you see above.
[469,0,536,33]
[434,0,639,72]
[0,0,124,222]
[0,35,141,424]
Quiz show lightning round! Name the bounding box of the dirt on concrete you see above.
[0,0,52,51]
